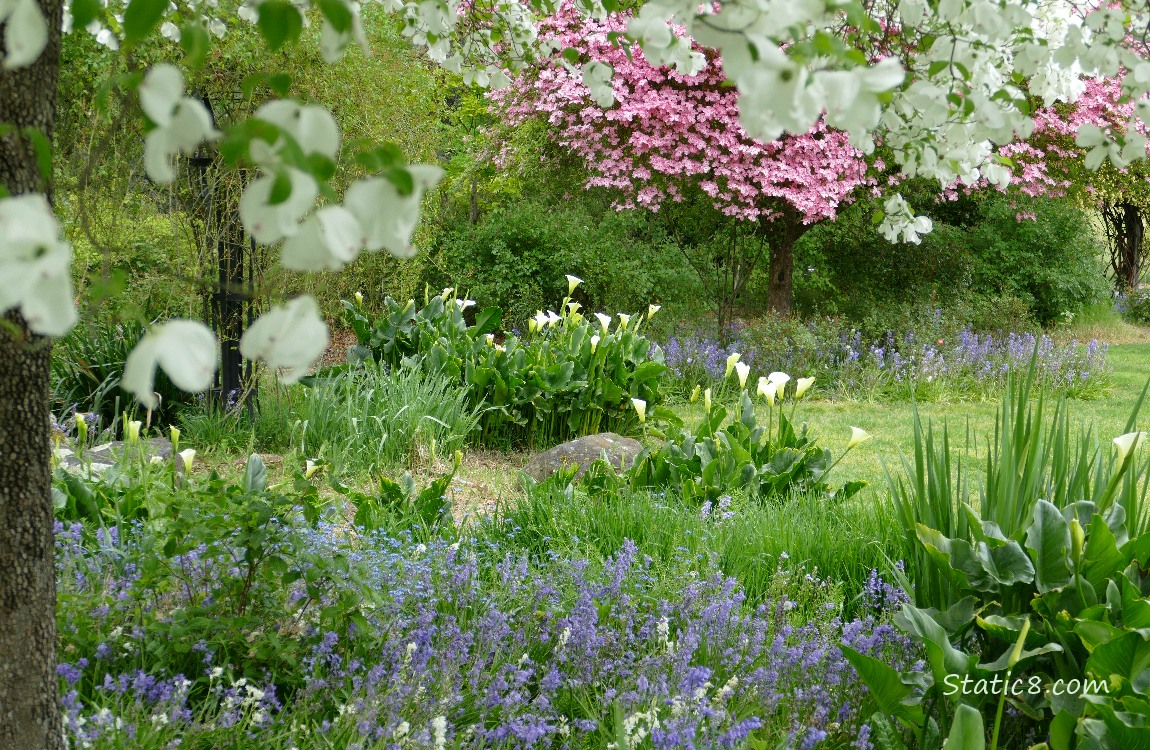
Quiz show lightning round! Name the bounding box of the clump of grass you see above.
[291,364,480,475]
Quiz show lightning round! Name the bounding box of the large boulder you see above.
[521,432,642,483]
[55,437,173,476]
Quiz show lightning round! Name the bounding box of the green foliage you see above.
[888,365,1150,613]
[1119,286,1150,325]
[292,364,479,474]
[628,390,867,504]
[426,198,697,327]
[341,290,668,448]
[863,368,1150,748]
[793,191,1108,330]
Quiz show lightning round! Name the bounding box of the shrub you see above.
[427,198,698,328]
[1116,285,1150,325]
[341,288,668,448]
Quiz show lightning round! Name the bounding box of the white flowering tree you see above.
[4,0,1150,745]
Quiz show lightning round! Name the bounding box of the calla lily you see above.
[734,361,750,388]
[546,310,562,328]
[618,313,631,330]
[1114,431,1149,463]
[595,313,612,334]
[795,376,815,399]
[567,301,581,315]
[704,388,712,412]
[590,334,600,352]
[75,412,88,445]
[846,427,872,450]
[178,448,196,473]
[648,304,661,319]
[631,398,647,423]
[126,420,142,444]
[528,318,540,334]
[484,333,495,346]
[757,377,777,406]
[169,425,181,453]
[690,385,701,403]
[304,460,322,479]
[725,352,741,378]
[354,291,364,306]
[768,371,791,387]
[533,311,548,330]
[566,274,583,294]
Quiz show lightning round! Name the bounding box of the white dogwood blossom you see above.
[121,320,219,408]
[240,296,330,383]
[139,64,219,183]
[0,195,77,336]
[0,0,48,68]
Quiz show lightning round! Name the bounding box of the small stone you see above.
[521,432,642,482]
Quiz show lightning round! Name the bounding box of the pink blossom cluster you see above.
[1003,76,1147,199]
[491,3,871,225]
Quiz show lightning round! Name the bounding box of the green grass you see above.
[671,343,1150,505]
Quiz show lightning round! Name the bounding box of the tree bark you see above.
[0,1,65,748]
[762,207,809,317]
[1101,201,1147,294]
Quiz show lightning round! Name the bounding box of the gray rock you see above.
[521,432,642,482]
[56,438,174,475]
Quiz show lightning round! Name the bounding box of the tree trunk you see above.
[1101,201,1147,293]
[0,1,65,748]
[763,207,809,317]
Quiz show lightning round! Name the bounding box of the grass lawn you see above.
[667,343,1150,507]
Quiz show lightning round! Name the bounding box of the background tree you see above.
[1000,76,1150,292]
[493,3,874,322]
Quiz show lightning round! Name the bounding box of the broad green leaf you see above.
[945,704,985,750]
[840,646,925,725]
[180,22,211,68]
[244,453,267,494]
[1027,499,1073,593]
[257,0,304,51]
[123,0,167,45]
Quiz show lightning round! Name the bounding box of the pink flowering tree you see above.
[999,76,1150,292]
[493,3,874,321]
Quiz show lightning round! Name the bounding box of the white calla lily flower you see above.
[178,449,196,473]
[734,361,750,388]
[122,320,219,409]
[795,377,815,399]
[566,274,583,294]
[757,377,777,406]
[704,388,712,412]
[631,398,647,424]
[590,334,600,352]
[1114,431,1149,464]
[647,304,661,319]
[847,427,872,450]
[595,313,612,334]
[240,296,329,383]
[725,352,741,379]
[617,313,631,330]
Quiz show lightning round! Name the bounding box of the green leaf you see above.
[257,0,304,52]
[268,170,293,205]
[469,307,503,337]
[945,704,986,750]
[70,0,103,33]
[123,0,168,45]
[317,0,353,32]
[180,22,211,69]
[840,645,926,725]
[21,127,52,181]
[244,454,267,494]
[1027,499,1073,593]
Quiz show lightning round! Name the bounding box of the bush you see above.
[341,289,668,448]
[1117,285,1150,324]
[427,198,699,328]
[790,191,1109,329]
